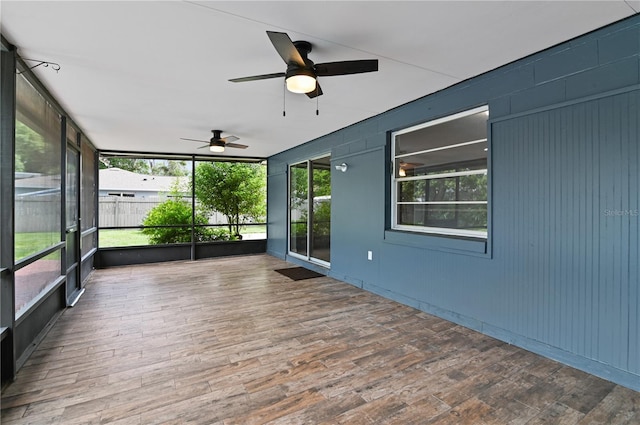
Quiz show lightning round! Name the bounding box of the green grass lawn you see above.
[99,226,265,247]
[15,232,60,260]
[16,226,266,254]
[239,225,266,234]
[99,229,150,247]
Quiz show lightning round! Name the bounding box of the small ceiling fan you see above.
[180,130,247,153]
[229,31,379,98]
[398,161,423,177]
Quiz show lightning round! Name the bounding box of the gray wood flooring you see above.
[1,254,638,424]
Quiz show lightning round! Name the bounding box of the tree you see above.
[99,158,150,174]
[148,159,188,176]
[15,121,60,174]
[194,162,266,238]
[99,158,187,176]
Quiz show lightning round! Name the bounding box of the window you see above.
[98,155,267,247]
[98,156,193,246]
[392,106,489,238]
[14,72,64,317]
[81,141,97,259]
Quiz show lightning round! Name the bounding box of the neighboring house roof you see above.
[15,173,61,197]
[99,168,188,194]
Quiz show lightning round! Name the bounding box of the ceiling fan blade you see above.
[222,135,239,143]
[225,143,248,149]
[197,145,210,149]
[229,72,285,83]
[181,138,208,143]
[400,162,423,169]
[267,31,305,66]
[315,59,378,76]
[305,83,323,99]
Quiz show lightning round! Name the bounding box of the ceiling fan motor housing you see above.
[286,65,316,80]
[287,42,316,79]
[292,40,312,56]
[211,130,223,142]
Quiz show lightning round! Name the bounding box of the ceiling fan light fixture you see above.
[230,32,379,98]
[285,70,316,94]
[209,140,225,153]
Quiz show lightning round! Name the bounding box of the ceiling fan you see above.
[229,31,379,98]
[180,130,247,153]
[398,161,423,177]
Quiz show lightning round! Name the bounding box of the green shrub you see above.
[194,226,234,242]
[142,199,231,244]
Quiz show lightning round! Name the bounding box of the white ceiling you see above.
[2,1,638,159]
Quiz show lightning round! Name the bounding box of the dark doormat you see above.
[274,267,324,281]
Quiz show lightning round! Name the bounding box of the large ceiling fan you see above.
[180,130,247,153]
[229,31,379,98]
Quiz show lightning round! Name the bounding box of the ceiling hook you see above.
[17,59,61,75]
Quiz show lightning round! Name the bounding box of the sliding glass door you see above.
[289,156,331,266]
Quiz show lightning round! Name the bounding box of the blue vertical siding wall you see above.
[267,16,640,390]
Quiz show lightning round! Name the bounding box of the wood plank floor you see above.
[1,254,638,424]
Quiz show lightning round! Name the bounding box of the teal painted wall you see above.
[267,15,640,390]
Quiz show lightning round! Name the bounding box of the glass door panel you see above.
[289,163,308,257]
[65,146,81,305]
[310,158,331,263]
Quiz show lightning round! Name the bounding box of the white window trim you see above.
[398,201,487,205]
[395,138,487,160]
[398,169,487,182]
[391,105,489,239]
[393,106,488,136]
[394,224,488,239]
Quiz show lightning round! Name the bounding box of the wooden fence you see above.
[98,196,226,227]
[15,196,61,233]
[15,196,237,231]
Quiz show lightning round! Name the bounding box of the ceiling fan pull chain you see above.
[283,81,286,117]
[316,87,319,116]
